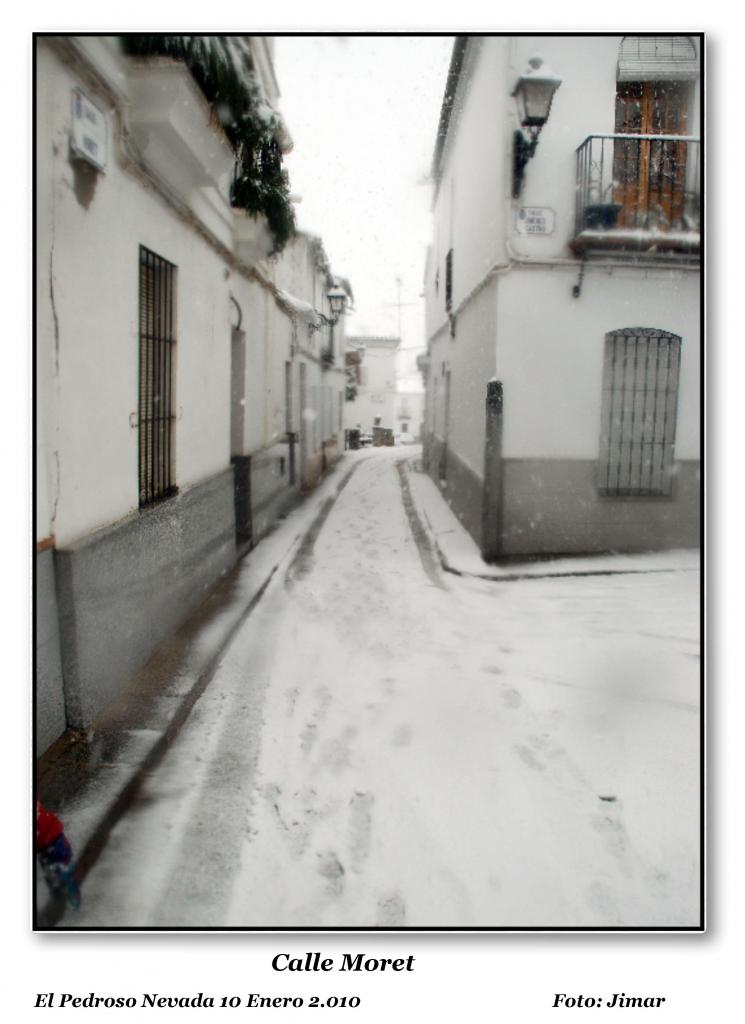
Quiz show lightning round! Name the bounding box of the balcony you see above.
[126,61,234,203]
[571,133,700,261]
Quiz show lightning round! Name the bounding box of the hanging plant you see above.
[121,35,296,254]
[307,234,332,283]
[321,346,335,369]
[345,367,358,401]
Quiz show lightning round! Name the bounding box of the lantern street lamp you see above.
[326,285,348,321]
[309,284,350,369]
[511,55,562,199]
[309,285,349,332]
[323,286,347,365]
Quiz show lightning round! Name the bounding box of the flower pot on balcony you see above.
[234,211,274,265]
[583,202,622,230]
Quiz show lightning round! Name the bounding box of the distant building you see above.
[422,36,701,560]
[344,336,400,435]
[395,390,424,441]
[274,233,349,495]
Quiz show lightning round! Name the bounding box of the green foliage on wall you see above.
[345,367,358,401]
[122,35,296,253]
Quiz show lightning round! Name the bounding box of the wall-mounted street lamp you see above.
[310,285,350,369]
[327,285,348,319]
[511,55,562,199]
[309,285,349,332]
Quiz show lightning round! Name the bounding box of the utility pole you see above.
[384,276,418,345]
[395,276,403,341]
[383,276,421,387]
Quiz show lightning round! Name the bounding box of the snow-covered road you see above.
[71,450,700,928]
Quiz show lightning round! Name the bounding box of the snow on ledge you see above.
[275,288,323,328]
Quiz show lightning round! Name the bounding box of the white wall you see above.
[272,233,347,461]
[425,38,511,339]
[426,276,497,480]
[506,36,622,261]
[37,42,236,547]
[424,35,701,476]
[506,36,701,261]
[496,265,700,460]
[38,40,351,550]
[395,391,424,438]
[345,343,398,433]
[426,35,701,313]
[229,275,297,456]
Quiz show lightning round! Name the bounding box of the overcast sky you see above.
[274,35,453,387]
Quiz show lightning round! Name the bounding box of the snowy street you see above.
[68,449,700,929]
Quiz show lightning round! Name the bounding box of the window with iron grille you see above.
[598,328,681,496]
[138,246,177,507]
[445,249,453,312]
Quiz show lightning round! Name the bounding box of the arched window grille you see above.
[598,328,681,496]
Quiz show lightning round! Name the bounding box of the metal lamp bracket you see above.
[512,127,541,199]
[308,311,344,333]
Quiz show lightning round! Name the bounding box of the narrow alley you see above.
[65,450,700,929]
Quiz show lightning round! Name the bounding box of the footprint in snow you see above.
[316,851,345,896]
[515,744,545,772]
[590,809,630,866]
[300,722,317,755]
[391,723,413,748]
[285,688,299,716]
[586,879,622,924]
[261,781,281,803]
[348,791,374,868]
[376,892,406,927]
[501,686,522,709]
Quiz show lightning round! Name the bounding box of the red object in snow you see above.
[36,800,65,850]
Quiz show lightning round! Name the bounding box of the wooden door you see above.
[613,81,690,229]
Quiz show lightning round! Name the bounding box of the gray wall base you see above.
[499,459,700,556]
[56,469,237,728]
[249,443,299,543]
[427,435,485,550]
[36,548,67,753]
[424,447,700,560]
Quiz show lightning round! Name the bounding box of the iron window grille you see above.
[598,328,681,497]
[138,246,177,507]
[445,249,453,313]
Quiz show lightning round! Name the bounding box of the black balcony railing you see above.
[573,133,700,257]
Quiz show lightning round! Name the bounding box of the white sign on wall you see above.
[71,88,107,172]
[516,207,555,235]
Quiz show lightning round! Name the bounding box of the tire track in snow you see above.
[395,459,447,590]
[285,458,368,584]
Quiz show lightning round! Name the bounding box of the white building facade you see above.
[395,390,424,442]
[422,35,701,560]
[344,336,400,436]
[36,36,348,752]
[273,233,348,495]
